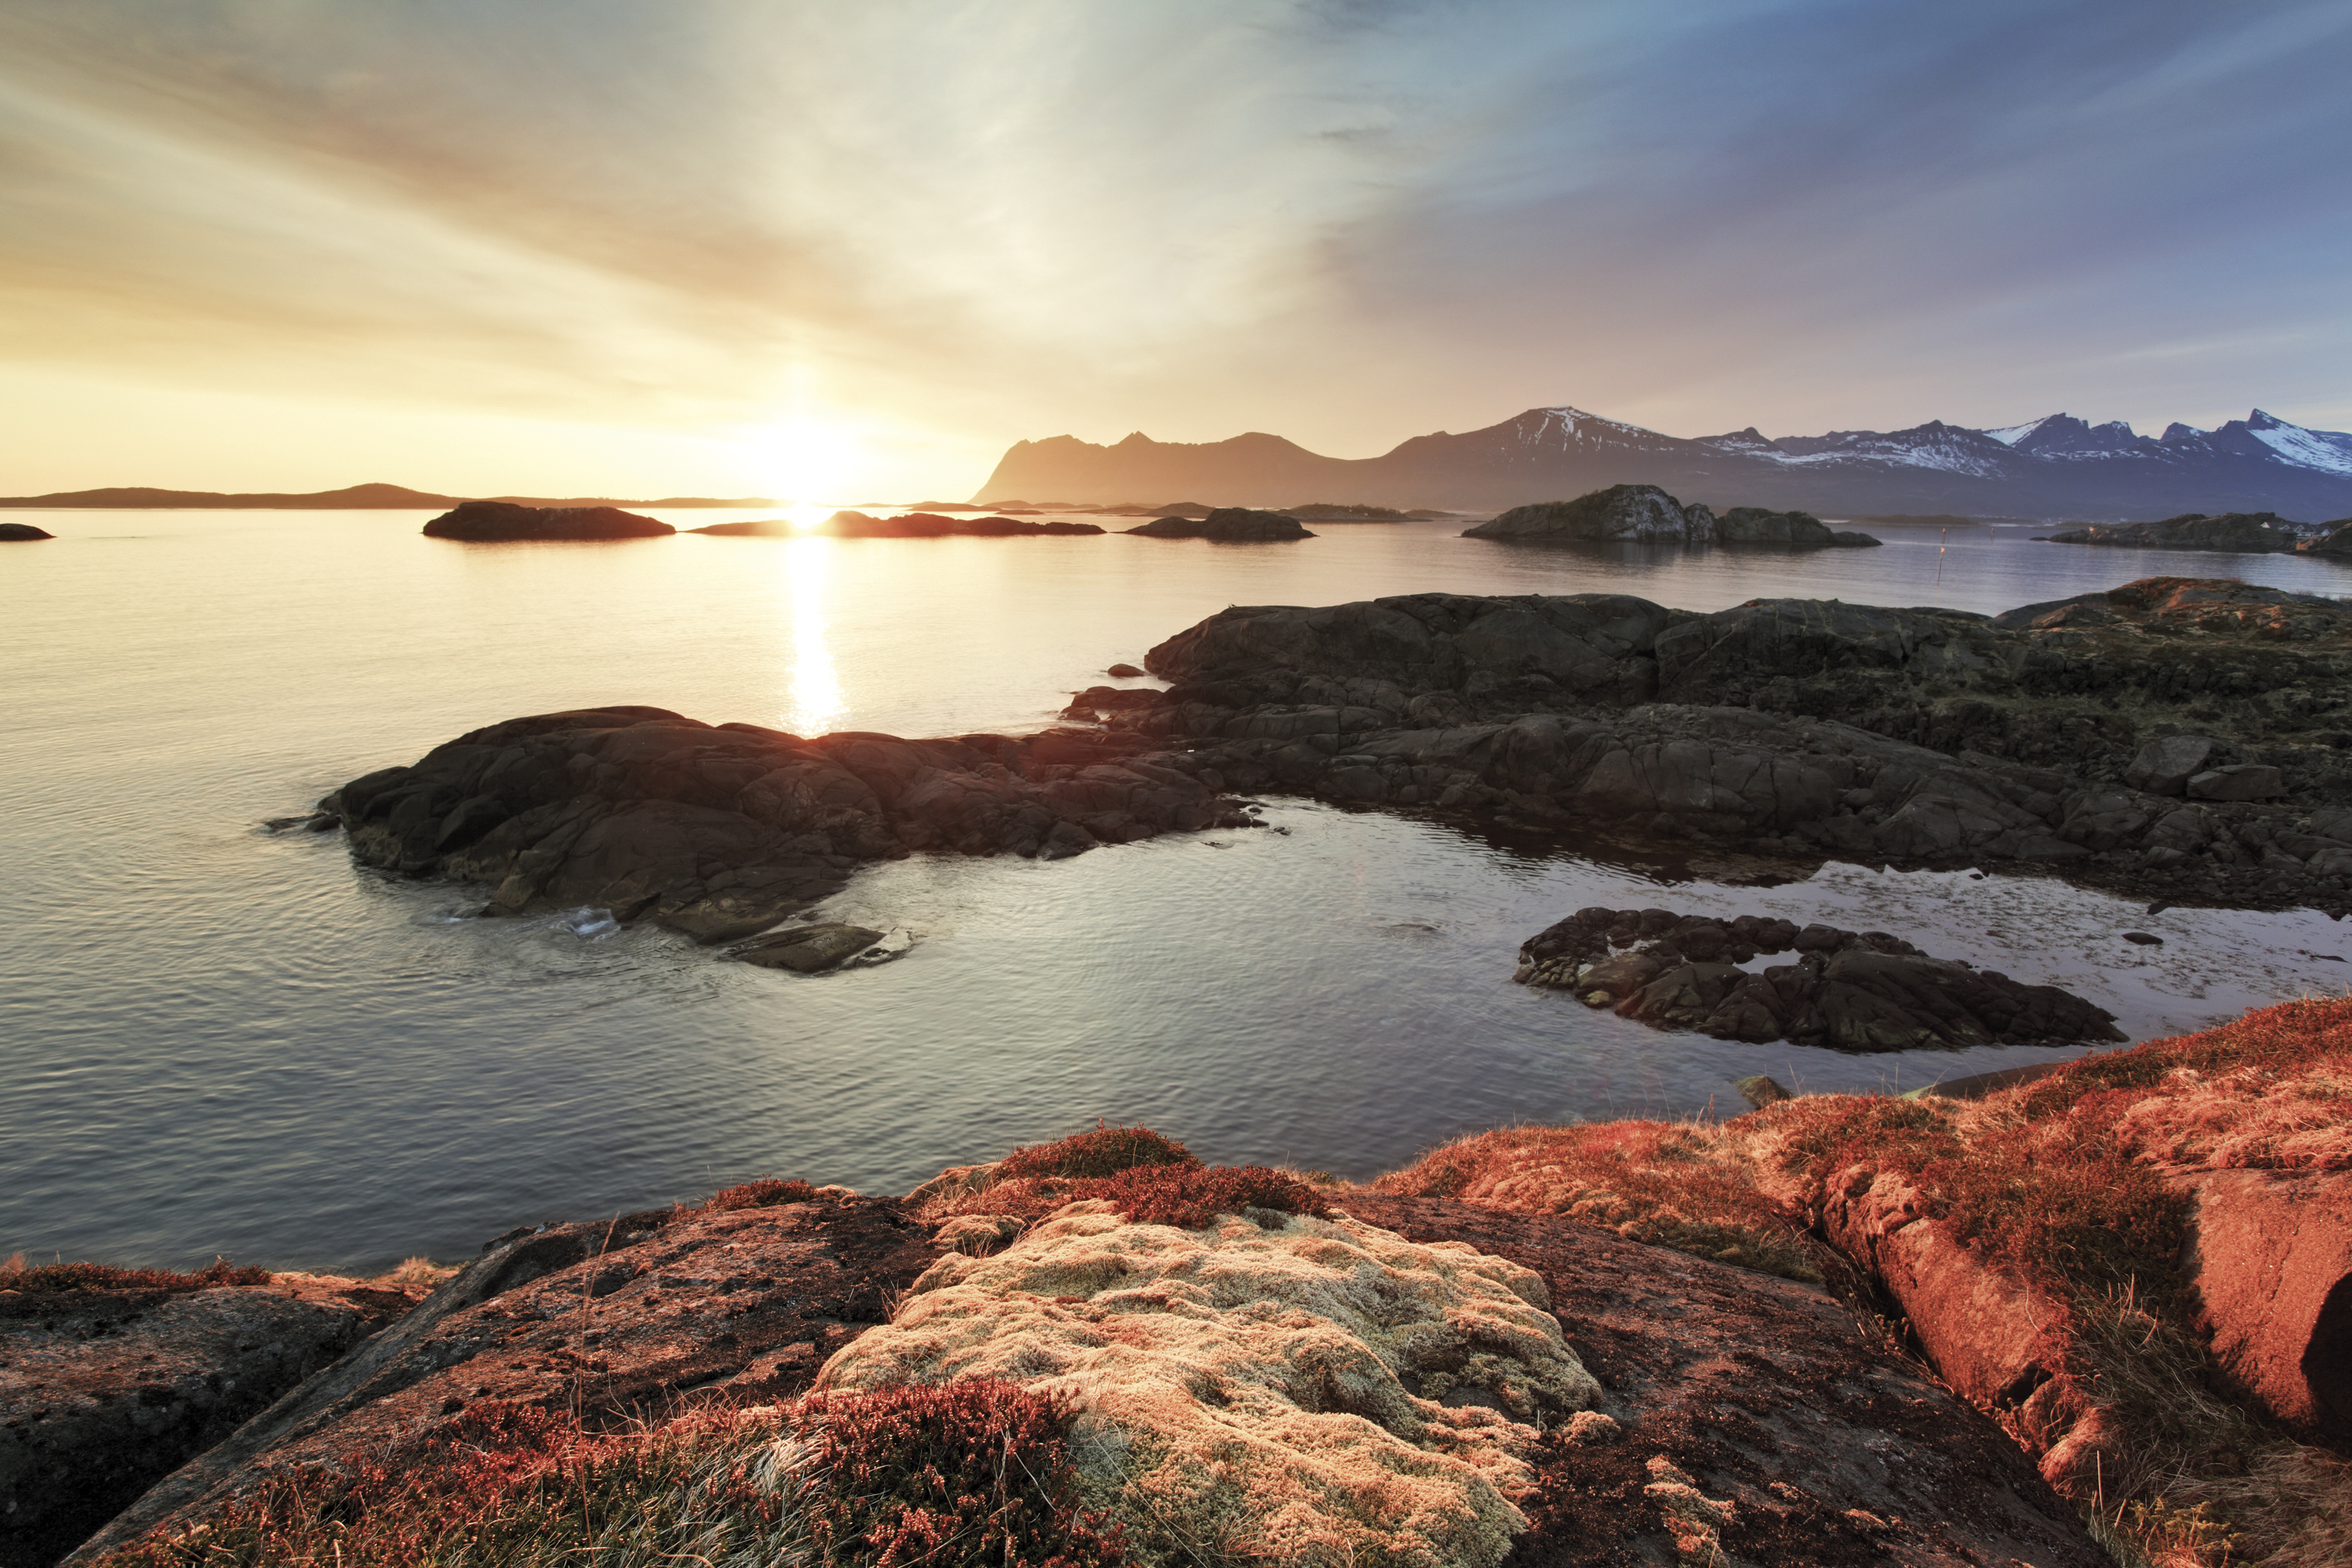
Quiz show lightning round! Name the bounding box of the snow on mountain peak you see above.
[2241,410,2352,477]
[1983,415,2061,446]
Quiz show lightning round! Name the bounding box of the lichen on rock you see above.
[815,1199,1602,1567]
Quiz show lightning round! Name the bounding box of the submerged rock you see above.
[420,500,673,540]
[1514,906,2122,1050]
[1122,507,1315,541]
[726,921,885,973]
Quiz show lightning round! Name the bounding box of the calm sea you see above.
[5,509,2349,1273]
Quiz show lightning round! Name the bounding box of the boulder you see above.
[2039,511,2300,553]
[2174,1168,2352,1434]
[323,707,1254,946]
[0,521,54,540]
[1462,484,1711,544]
[726,921,885,973]
[421,500,673,540]
[1122,508,1314,541]
[2190,764,2285,801]
[2122,733,2219,795]
[1106,663,1144,678]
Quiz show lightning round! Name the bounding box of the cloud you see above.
[0,0,2347,491]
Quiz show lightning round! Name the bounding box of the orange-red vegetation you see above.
[994,1121,1200,1182]
[703,1176,818,1211]
[0,1256,271,1294]
[1369,1120,1820,1280]
[798,1379,1127,1565]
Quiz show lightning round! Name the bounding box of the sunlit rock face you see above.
[818,1201,1602,1568]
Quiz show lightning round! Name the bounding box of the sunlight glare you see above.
[746,415,861,505]
[781,537,844,736]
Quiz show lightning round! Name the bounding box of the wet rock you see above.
[0,522,54,541]
[726,922,885,973]
[1122,508,1314,541]
[326,707,1256,945]
[1059,684,1166,720]
[1106,663,1144,678]
[421,501,673,540]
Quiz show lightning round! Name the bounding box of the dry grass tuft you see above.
[703,1176,818,1212]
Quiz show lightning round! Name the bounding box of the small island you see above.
[690,510,1104,539]
[1122,507,1316,541]
[1462,483,1880,547]
[420,500,673,540]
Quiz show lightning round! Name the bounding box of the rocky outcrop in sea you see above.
[420,500,674,540]
[691,510,1105,539]
[2037,510,2303,552]
[0,522,53,541]
[1110,574,2352,914]
[1122,507,1315,541]
[322,707,1256,944]
[1459,483,1880,548]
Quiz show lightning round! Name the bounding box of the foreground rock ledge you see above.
[325,706,1254,943]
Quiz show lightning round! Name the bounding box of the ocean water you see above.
[4,508,2349,1273]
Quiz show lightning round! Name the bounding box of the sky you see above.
[3,0,2348,500]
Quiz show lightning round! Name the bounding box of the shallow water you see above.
[4,509,2348,1272]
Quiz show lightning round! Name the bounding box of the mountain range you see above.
[972,406,2352,521]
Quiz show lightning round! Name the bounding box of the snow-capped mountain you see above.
[973,404,2352,520]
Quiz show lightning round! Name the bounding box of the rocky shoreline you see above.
[23,999,2352,1566]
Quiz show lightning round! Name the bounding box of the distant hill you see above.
[0,482,775,508]
[972,406,2352,522]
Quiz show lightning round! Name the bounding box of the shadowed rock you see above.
[0,521,53,540]
[726,922,885,973]
[690,511,1105,539]
[1122,507,1314,541]
[1462,485,1879,548]
[1514,906,2122,1051]
[2039,511,2300,553]
[421,500,673,540]
[1121,575,2352,914]
[323,706,1253,945]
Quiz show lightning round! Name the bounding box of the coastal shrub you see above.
[1075,1163,1333,1230]
[798,1379,1128,1565]
[704,1176,818,1212]
[1369,1121,1823,1282]
[0,1255,270,1294]
[995,1121,1199,1181]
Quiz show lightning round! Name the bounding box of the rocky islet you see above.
[1511,905,2122,1050]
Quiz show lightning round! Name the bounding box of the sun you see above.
[745,416,861,507]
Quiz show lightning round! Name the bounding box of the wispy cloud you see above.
[1,0,2347,492]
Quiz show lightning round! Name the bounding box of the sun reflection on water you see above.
[781,536,843,736]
